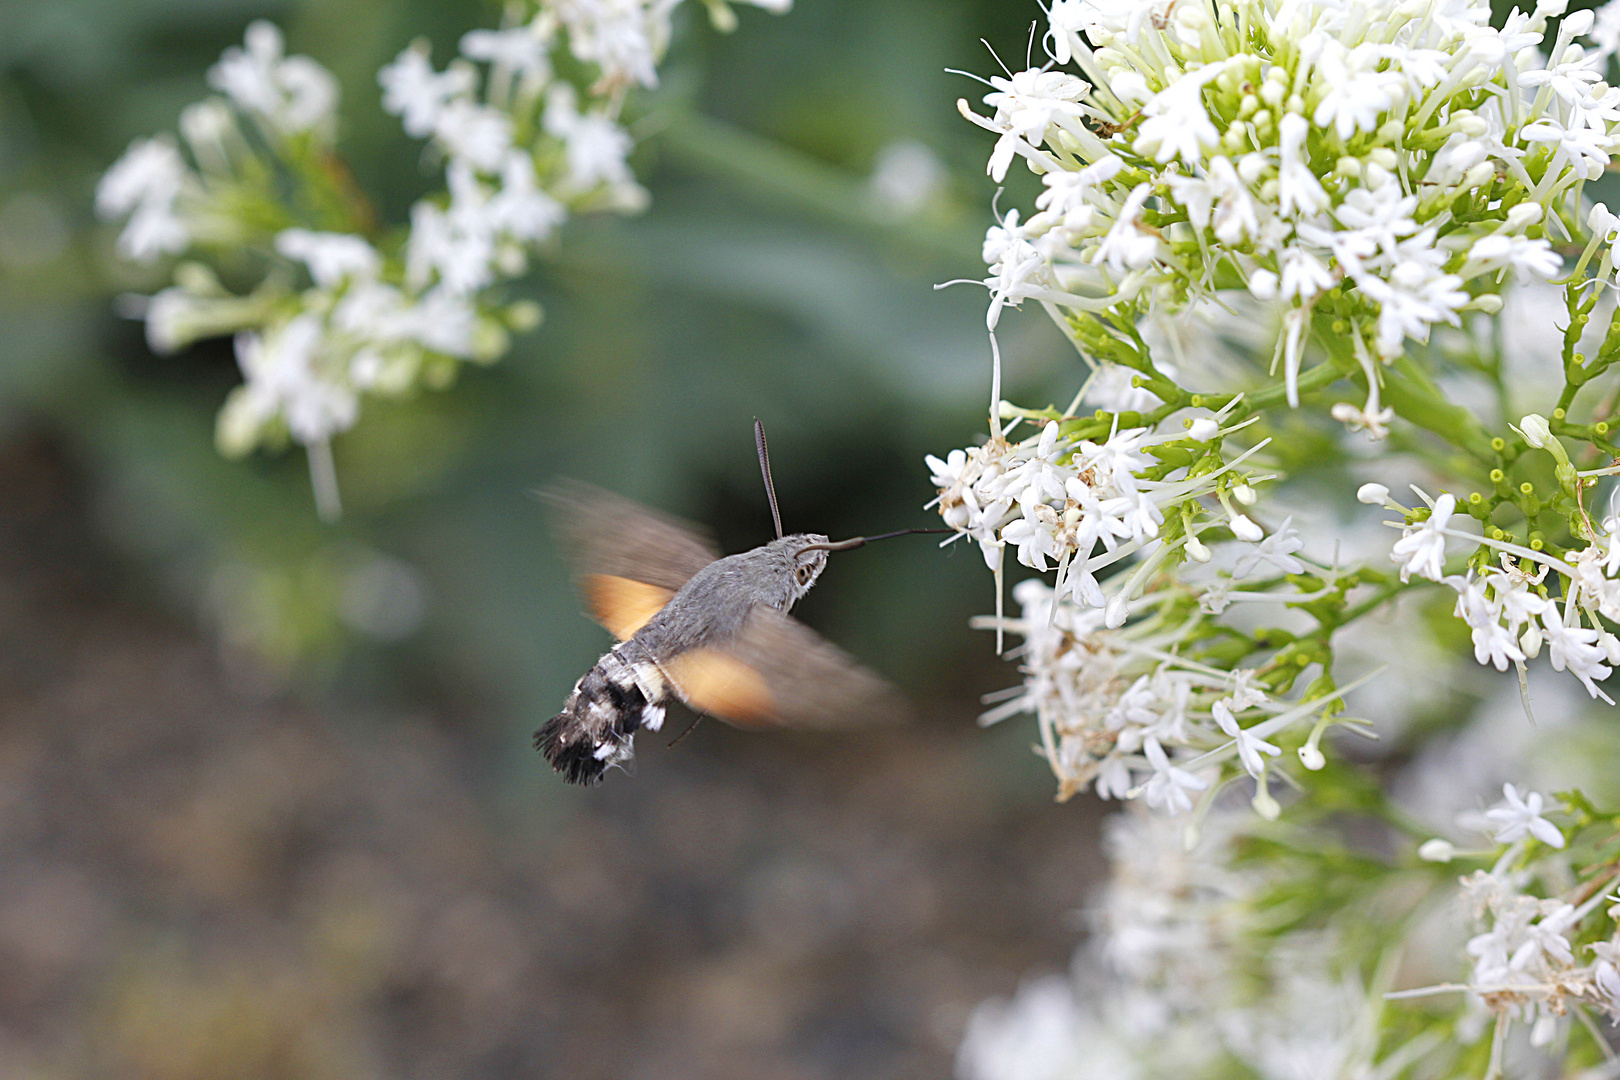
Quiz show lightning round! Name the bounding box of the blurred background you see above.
[0,1,1113,1076]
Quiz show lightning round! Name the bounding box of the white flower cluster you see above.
[961,0,1618,430]
[1408,784,1620,1053]
[959,808,1376,1080]
[927,412,1271,621]
[96,2,791,515]
[1363,455,1620,704]
[980,577,1345,815]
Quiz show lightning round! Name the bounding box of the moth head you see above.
[783,534,832,600]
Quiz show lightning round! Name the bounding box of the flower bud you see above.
[1187,417,1220,441]
[1185,535,1212,562]
[1357,482,1391,505]
[1521,623,1543,659]
[1233,483,1257,506]
[1604,632,1620,665]
[1297,741,1325,771]
[1462,161,1496,190]
[1505,202,1543,229]
[1252,787,1281,820]
[1418,838,1456,863]
[1104,596,1128,629]
[1518,413,1551,448]
[1230,515,1263,542]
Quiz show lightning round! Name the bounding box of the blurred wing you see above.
[663,607,910,730]
[542,480,721,640]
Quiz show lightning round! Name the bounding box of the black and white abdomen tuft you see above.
[534,643,668,785]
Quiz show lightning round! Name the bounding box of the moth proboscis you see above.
[535,421,943,785]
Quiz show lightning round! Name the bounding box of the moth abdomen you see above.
[535,643,669,785]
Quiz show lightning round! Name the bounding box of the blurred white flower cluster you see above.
[97,1,789,516]
[959,808,1378,1080]
[962,782,1620,1080]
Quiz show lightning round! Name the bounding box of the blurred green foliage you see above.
[0,0,1091,790]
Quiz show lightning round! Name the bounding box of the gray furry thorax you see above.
[630,533,830,655]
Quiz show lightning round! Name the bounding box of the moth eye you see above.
[796,564,813,586]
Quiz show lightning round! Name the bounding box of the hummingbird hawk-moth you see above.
[535,421,938,785]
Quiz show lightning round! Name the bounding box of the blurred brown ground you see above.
[0,430,1103,1080]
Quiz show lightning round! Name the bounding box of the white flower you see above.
[1541,615,1615,700]
[1132,62,1226,166]
[1094,184,1164,275]
[434,100,513,172]
[1140,736,1209,814]
[543,84,641,195]
[379,45,477,137]
[982,68,1089,182]
[1467,234,1562,278]
[1213,699,1281,778]
[1521,118,1613,180]
[1516,412,1552,448]
[1483,783,1565,848]
[1312,43,1405,140]
[208,21,339,137]
[1447,575,1523,672]
[1232,518,1307,578]
[555,0,677,90]
[1276,112,1328,218]
[982,210,1053,330]
[220,315,357,449]
[488,153,567,242]
[275,229,381,288]
[460,25,552,75]
[1391,493,1455,582]
[96,137,191,262]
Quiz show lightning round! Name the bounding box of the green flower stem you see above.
[1380,356,1498,464]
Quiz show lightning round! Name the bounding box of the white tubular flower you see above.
[1447,575,1523,672]
[275,229,381,288]
[460,26,552,75]
[1483,783,1565,848]
[1231,518,1306,578]
[1093,184,1164,275]
[1140,736,1210,814]
[434,99,513,172]
[208,21,339,139]
[379,45,477,137]
[543,83,642,199]
[1133,62,1227,165]
[982,69,1090,183]
[219,315,357,453]
[1212,699,1280,778]
[1540,615,1615,701]
[1391,493,1456,582]
[96,136,193,262]
[555,0,676,90]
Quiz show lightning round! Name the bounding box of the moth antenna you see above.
[799,528,953,554]
[754,418,784,540]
